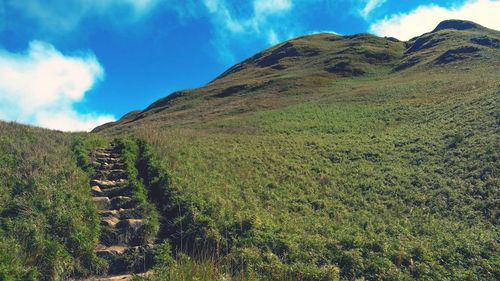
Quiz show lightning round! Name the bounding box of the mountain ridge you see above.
[93,19,499,132]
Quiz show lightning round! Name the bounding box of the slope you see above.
[89,20,500,280]
[0,121,105,280]
[0,19,496,280]
[93,20,499,133]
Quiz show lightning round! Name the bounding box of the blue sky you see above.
[0,0,498,131]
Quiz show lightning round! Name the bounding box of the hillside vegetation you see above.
[0,122,108,280]
[0,20,498,280]
[93,20,500,280]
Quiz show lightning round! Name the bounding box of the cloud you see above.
[35,110,115,132]
[309,30,341,36]
[203,0,292,34]
[0,41,115,132]
[267,30,280,45]
[360,0,387,18]
[369,0,500,40]
[202,0,294,62]
[4,0,162,32]
[254,0,293,15]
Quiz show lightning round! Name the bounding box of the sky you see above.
[0,0,498,131]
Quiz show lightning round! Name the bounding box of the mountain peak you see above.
[433,19,482,32]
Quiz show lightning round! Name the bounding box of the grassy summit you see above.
[1,20,499,280]
[94,20,499,132]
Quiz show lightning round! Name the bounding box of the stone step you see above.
[98,169,126,175]
[95,148,115,153]
[99,208,138,220]
[101,217,121,228]
[96,147,116,152]
[93,197,111,209]
[95,156,121,163]
[96,244,155,275]
[101,218,144,229]
[100,219,147,246]
[93,175,127,182]
[95,169,127,181]
[96,245,129,255]
[90,146,156,278]
[92,196,135,210]
[97,162,126,170]
[94,151,121,158]
[91,161,125,169]
[92,185,129,198]
[110,196,135,209]
[91,179,126,188]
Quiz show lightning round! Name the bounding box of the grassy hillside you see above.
[0,20,498,280]
[94,20,499,280]
[0,122,107,280]
[94,20,499,132]
[132,68,499,280]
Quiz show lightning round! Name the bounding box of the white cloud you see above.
[309,30,341,35]
[370,0,500,40]
[267,30,280,45]
[36,110,115,132]
[5,0,162,31]
[254,0,293,15]
[203,0,292,35]
[0,41,115,132]
[361,0,387,18]
[202,0,294,61]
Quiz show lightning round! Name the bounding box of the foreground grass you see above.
[0,67,497,280]
[0,32,498,279]
[0,122,107,280]
[130,68,499,280]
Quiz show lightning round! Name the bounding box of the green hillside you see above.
[1,20,499,280]
[0,122,108,280]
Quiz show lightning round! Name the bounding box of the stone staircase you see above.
[84,145,154,281]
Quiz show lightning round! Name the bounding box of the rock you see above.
[433,19,481,32]
[90,179,125,188]
[89,145,158,278]
[102,217,121,228]
[98,186,129,198]
[471,36,500,48]
[325,61,365,76]
[436,46,480,64]
[93,197,111,209]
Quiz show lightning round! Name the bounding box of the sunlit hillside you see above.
[0,20,498,280]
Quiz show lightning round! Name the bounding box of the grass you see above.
[127,66,499,280]
[0,122,107,280]
[0,22,498,280]
[115,137,160,245]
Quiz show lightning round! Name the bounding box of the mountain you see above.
[85,19,500,279]
[1,20,499,280]
[93,19,499,133]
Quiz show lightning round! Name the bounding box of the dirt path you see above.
[84,144,154,280]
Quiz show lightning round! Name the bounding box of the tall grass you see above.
[128,69,499,280]
[0,122,106,280]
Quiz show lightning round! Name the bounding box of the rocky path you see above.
[84,145,154,281]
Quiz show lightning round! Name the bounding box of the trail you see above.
[84,144,153,281]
